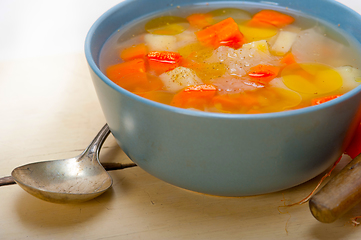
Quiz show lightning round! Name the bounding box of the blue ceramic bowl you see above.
[85,0,361,196]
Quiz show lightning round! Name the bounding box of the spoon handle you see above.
[309,154,361,223]
[81,124,111,160]
[0,176,15,186]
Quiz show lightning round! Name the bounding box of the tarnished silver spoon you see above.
[11,124,113,203]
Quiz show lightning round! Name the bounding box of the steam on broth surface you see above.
[99,3,361,114]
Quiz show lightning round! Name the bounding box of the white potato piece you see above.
[242,40,270,54]
[144,34,177,51]
[159,67,203,92]
[271,31,298,56]
[336,66,361,91]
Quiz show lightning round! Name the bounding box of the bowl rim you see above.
[85,0,361,120]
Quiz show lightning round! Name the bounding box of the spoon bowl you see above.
[11,124,112,203]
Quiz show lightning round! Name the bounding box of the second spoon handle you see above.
[309,154,361,223]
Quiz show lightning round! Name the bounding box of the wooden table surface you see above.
[1,0,361,239]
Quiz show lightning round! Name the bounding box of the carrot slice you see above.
[171,84,217,109]
[106,59,147,91]
[147,51,182,74]
[311,94,342,106]
[120,43,148,61]
[196,17,246,49]
[212,94,259,113]
[280,52,297,65]
[248,64,280,82]
[251,10,295,28]
[187,13,214,29]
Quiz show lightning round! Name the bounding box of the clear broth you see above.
[99,2,361,114]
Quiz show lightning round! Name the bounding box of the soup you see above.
[99,3,361,114]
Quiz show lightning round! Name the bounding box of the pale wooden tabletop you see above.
[1,0,361,239]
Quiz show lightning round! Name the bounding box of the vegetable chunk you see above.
[248,64,280,82]
[144,34,177,51]
[251,10,295,27]
[159,67,203,92]
[312,95,342,105]
[196,17,246,49]
[145,16,189,35]
[171,84,217,109]
[147,51,182,74]
[271,31,298,55]
[282,63,343,95]
[106,59,148,91]
[187,13,214,28]
[120,43,148,61]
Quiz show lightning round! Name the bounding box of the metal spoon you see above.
[11,124,113,203]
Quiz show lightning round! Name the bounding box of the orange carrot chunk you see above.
[248,64,280,82]
[212,94,259,113]
[280,52,297,65]
[251,10,295,27]
[171,84,217,109]
[196,17,246,49]
[120,43,148,61]
[106,58,147,91]
[311,94,342,105]
[187,13,214,29]
[147,51,182,74]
